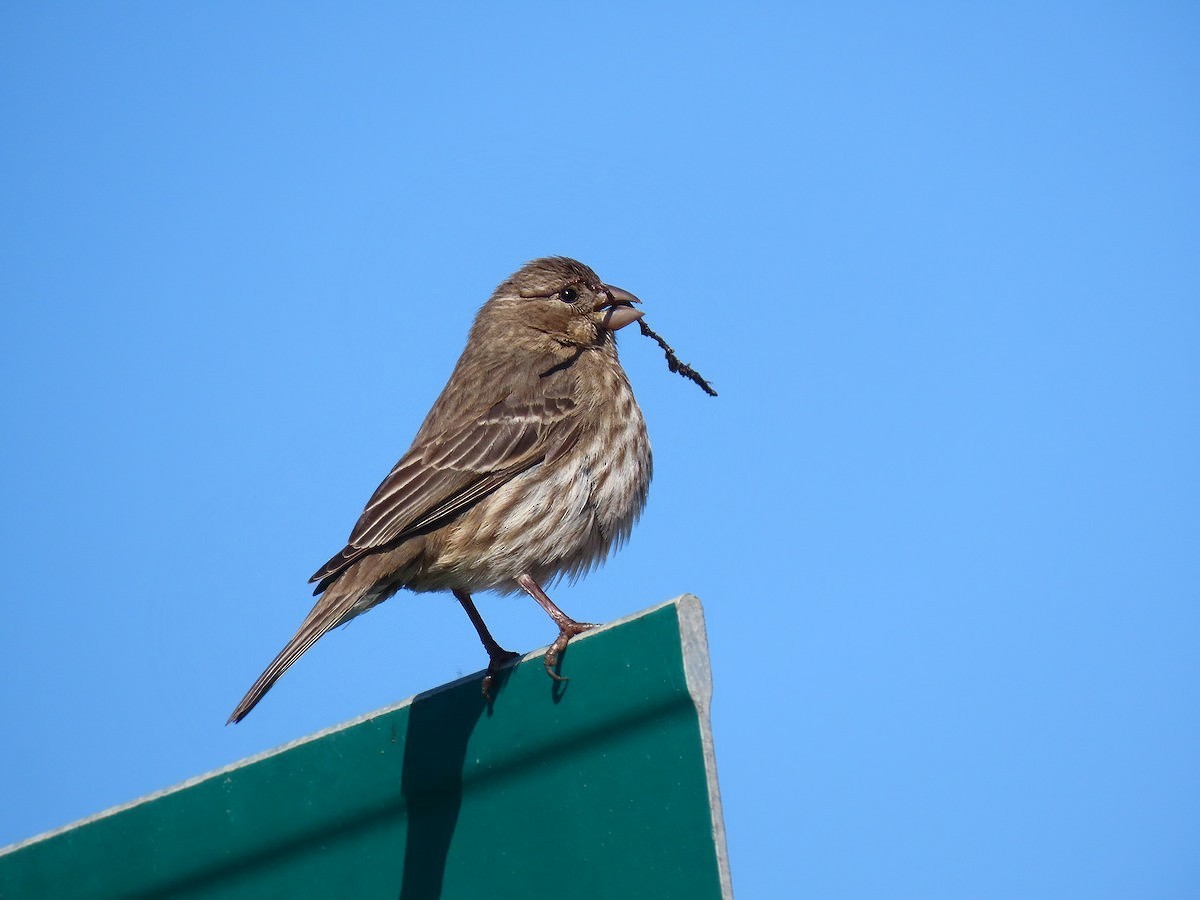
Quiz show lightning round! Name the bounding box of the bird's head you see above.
[485,256,643,347]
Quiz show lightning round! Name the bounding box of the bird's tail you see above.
[227,588,371,725]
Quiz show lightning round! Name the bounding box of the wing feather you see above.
[308,391,577,590]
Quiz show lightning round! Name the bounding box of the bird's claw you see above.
[542,621,597,681]
[482,649,521,699]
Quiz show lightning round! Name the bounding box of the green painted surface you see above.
[0,595,731,899]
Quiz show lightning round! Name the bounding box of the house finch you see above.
[228,257,652,724]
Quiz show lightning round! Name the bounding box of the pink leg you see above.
[515,574,597,680]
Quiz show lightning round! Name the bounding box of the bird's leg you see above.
[515,574,597,681]
[454,590,520,698]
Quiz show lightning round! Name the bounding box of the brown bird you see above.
[228,257,652,724]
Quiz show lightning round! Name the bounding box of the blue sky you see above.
[2,3,1197,896]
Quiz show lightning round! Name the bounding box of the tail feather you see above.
[227,590,367,725]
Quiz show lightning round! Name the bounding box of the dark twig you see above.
[637,319,718,397]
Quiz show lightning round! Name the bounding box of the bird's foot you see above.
[543,620,597,681]
[482,648,521,699]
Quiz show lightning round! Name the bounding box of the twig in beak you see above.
[637,319,718,397]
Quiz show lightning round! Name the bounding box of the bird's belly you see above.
[429,393,651,593]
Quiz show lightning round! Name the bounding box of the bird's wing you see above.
[308,392,580,591]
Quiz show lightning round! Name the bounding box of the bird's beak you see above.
[595,284,644,331]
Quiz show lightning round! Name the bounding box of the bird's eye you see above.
[559,287,578,303]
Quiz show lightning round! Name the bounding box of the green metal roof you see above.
[0,595,732,899]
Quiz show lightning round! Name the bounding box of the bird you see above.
[228,257,653,724]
